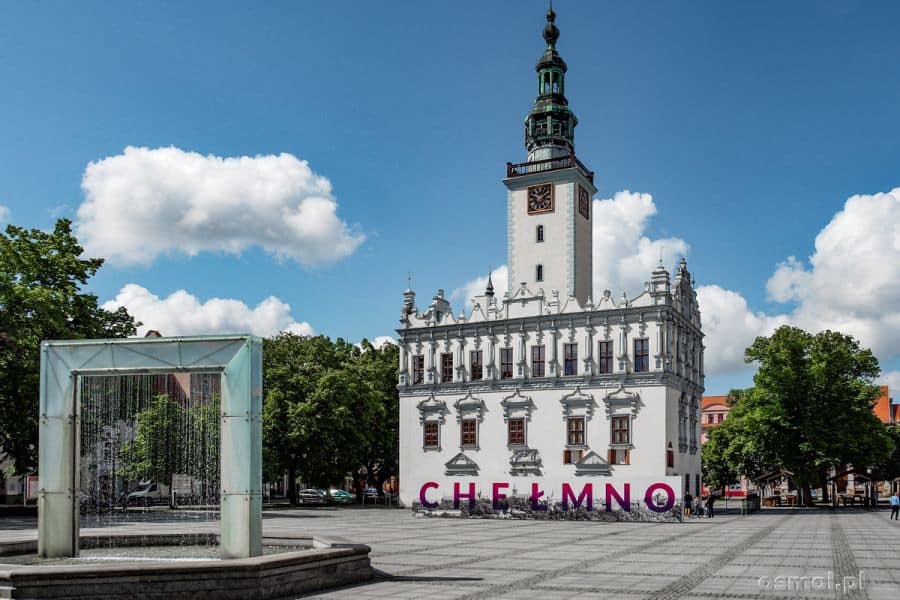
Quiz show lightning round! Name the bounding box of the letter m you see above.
[562,483,593,510]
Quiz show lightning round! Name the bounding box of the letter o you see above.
[644,483,676,513]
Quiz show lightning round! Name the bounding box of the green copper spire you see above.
[524,5,578,159]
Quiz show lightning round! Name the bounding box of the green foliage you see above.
[0,219,137,473]
[118,395,185,486]
[117,393,220,496]
[704,325,893,502]
[262,334,398,498]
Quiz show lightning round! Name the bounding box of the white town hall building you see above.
[397,7,704,511]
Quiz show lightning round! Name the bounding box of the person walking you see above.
[706,494,716,518]
[684,491,693,518]
[890,491,900,520]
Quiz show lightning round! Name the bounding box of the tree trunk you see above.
[287,466,297,506]
[818,469,829,503]
[801,482,814,507]
[169,472,176,510]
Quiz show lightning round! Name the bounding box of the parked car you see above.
[327,489,354,504]
[298,488,326,505]
[127,481,168,506]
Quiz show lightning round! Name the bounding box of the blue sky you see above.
[2,1,899,394]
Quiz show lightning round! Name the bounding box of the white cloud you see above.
[76,146,364,266]
[102,284,314,338]
[878,371,900,396]
[696,285,788,376]
[764,187,900,359]
[450,192,687,308]
[450,265,508,308]
[0,205,9,223]
[370,335,397,348]
[592,191,689,298]
[448,187,900,380]
[356,336,398,351]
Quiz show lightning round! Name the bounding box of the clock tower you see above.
[504,6,595,306]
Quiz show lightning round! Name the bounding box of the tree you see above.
[117,394,185,507]
[261,334,398,503]
[344,339,398,499]
[740,326,892,505]
[0,219,137,474]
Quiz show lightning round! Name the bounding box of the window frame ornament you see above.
[454,390,485,450]
[417,393,448,452]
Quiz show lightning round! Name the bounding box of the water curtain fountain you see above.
[38,335,262,559]
[0,335,372,599]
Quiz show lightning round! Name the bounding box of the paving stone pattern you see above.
[1,508,898,599]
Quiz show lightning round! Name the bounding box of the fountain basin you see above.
[0,533,373,599]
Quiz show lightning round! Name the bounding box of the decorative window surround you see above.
[417,394,449,425]
[501,388,535,422]
[574,450,612,476]
[454,391,486,423]
[559,386,596,420]
[509,447,542,476]
[454,391,485,451]
[445,452,479,476]
[603,382,642,419]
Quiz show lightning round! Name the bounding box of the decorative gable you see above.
[454,391,486,423]
[416,394,448,425]
[603,382,642,419]
[559,386,596,420]
[574,450,612,477]
[501,388,535,422]
[445,452,479,476]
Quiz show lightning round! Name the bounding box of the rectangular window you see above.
[598,341,613,374]
[707,414,714,424]
[563,449,583,464]
[717,413,724,423]
[567,417,585,446]
[634,338,649,372]
[531,345,545,378]
[470,351,483,381]
[423,421,439,448]
[500,348,513,379]
[461,419,477,448]
[608,448,630,465]
[564,343,577,376]
[412,355,424,385]
[611,415,630,445]
[508,417,525,446]
[441,353,453,383]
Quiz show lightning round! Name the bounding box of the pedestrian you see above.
[684,491,693,518]
[706,494,715,518]
[890,491,900,520]
[694,496,703,517]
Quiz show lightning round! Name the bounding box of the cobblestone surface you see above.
[1,507,898,599]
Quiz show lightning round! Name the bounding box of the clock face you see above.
[527,183,554,214]
[578,186,591,219]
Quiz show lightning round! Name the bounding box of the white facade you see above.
[396,8,704,509]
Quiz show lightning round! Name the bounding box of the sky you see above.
[1,0,899,395]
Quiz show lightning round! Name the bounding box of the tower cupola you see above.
[525,6,578,161]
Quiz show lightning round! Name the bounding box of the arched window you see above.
[666,442,675,468]
[536,264,544,282]
[536,225,544,243]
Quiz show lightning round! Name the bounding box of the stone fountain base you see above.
[0,533,373,599]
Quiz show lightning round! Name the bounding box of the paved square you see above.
[2,508,898,599]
